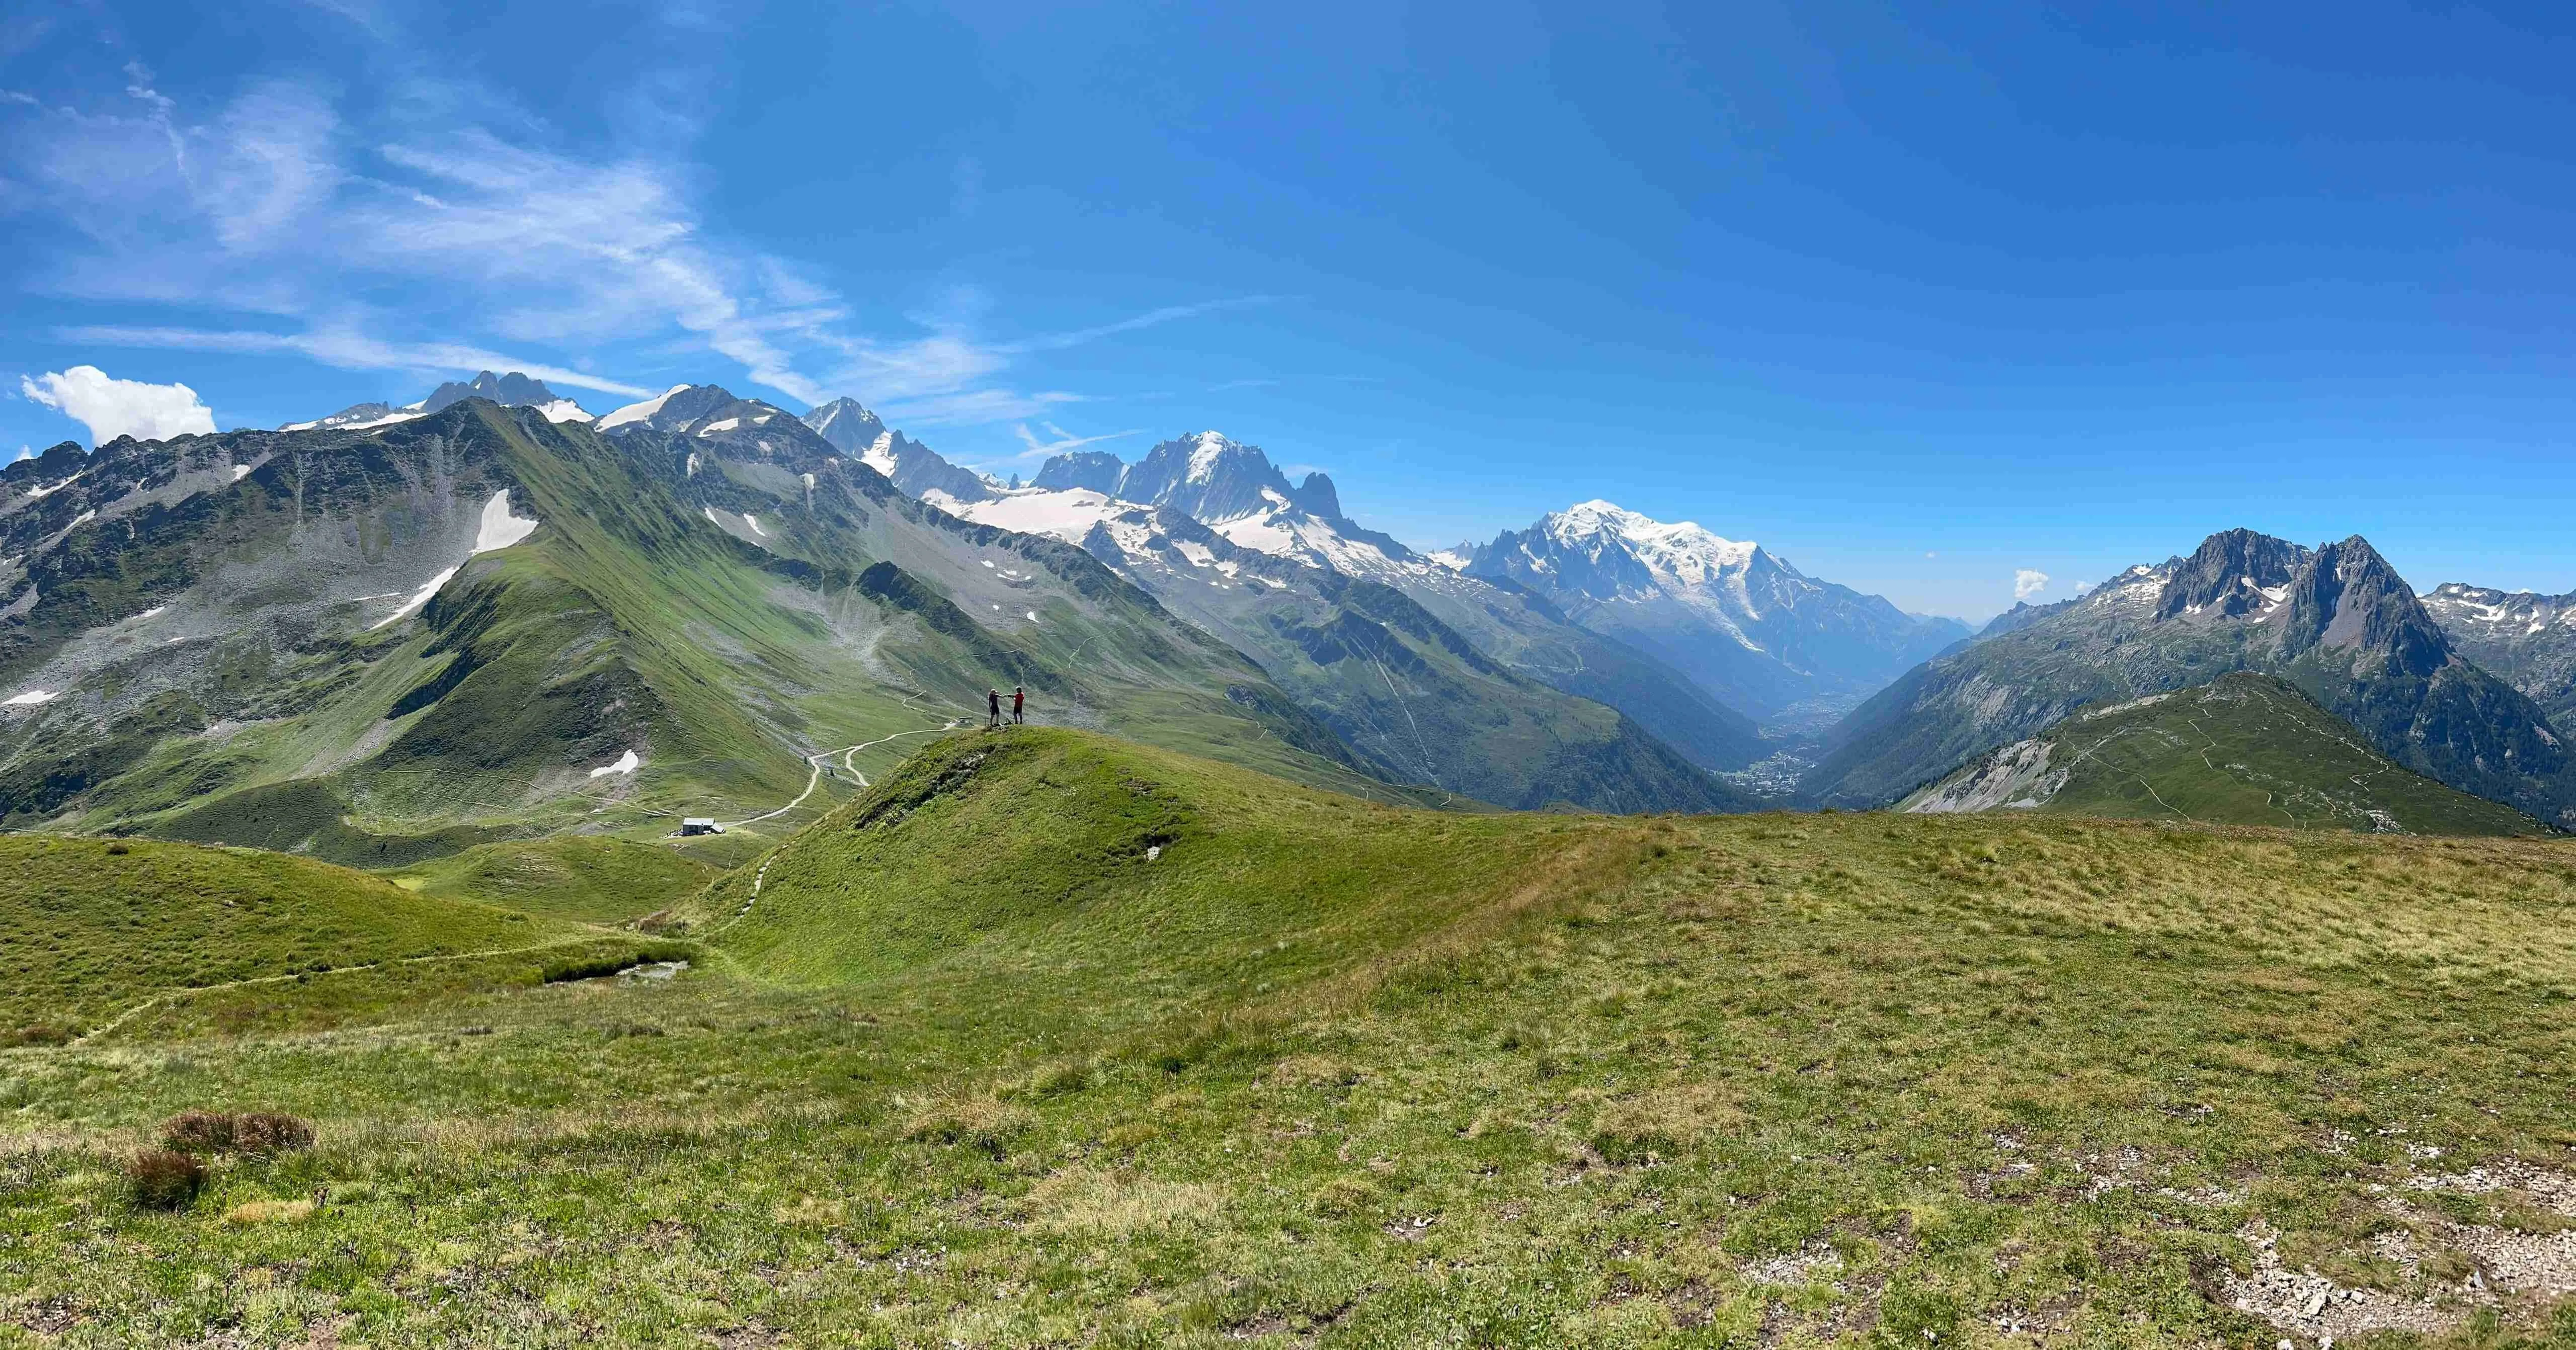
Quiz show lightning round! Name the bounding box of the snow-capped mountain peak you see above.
[1185,430,1236,483]
[794,396,995,502]
[1540,500,1760,585]
[1468,501,1968,720]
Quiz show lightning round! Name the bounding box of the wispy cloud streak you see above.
[3,38,1250,423]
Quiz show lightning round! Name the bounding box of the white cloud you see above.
[1008,421,1142,461]
[2014,568,2050,601]
[19,366,215,444]
[59,325,651,398]
[7,53,1248,426]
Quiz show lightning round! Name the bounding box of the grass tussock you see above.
[123,1149,204,1211]
[161,1110,314,1157]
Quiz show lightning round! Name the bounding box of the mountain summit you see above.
[796,398,997,503]
[1465,501,1970,724]
[281,370,589,432]
[1808,527,2576,825]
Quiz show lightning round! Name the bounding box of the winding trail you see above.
[718,723,957,829]
[74,934,620,1047]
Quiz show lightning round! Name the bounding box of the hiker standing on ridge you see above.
[1012,686,1025,725]
[987,688,1002,728]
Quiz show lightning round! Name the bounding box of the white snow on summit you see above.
[1185,431,1234,483]
[1544,500,1759,584]
[596,385,691,430]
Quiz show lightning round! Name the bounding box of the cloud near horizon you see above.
[19,366,216,446]
[2014,568,2050,600]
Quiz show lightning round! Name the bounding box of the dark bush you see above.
[0,1024,72,1048]
[161,1109,314,1156]
[161,1110,236,1154]
[127,1149,205,1210]
[232,1111,315,1154]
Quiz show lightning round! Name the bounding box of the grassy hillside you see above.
[384,834,727,923]
[1900,671,2553,836]
[4,729,2576,1346]
[0,835,595,1036]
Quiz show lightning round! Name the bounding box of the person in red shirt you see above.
[1012,686,1025,724]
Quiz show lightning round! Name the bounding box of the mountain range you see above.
[8,371,2567,849]
[0,390,1414,863]
[2419,582,2576,725]
[1810,528,2576,828]
[916,428,1767,808]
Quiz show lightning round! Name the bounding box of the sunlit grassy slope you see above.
[4,728,2576,1346]
[0,835,603,1036]
[385,834,726,924]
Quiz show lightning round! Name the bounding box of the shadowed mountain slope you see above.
[1899,671,2548,836]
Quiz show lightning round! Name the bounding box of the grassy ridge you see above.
[1902,672,2552,836]
[2,730,2574,1345]
[0,835,583,1035]
[701,728,1569,1003]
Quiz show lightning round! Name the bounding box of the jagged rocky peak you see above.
[2155,528,2311,621]
[1289,471,1341,520]
[1033,450,1125,495]
[287,371,589,432]
[423,371,559,413]
[2283,535,2452,673]
[798,398,888,454]
[788,394,995,503]
[1117,431,1298,522]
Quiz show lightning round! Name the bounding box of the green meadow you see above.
[4,728,2574,1347]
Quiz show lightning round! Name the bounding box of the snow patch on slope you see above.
[371,490,540,631]
[474,489,540,552]
[595,385,690,430]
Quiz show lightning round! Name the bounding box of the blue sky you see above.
[6,1,2576,618]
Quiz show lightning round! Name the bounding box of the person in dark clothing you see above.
[987,688,1002,728]
[1012,686,1025,724]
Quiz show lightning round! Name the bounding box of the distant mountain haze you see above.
[1465,501,1972,726]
